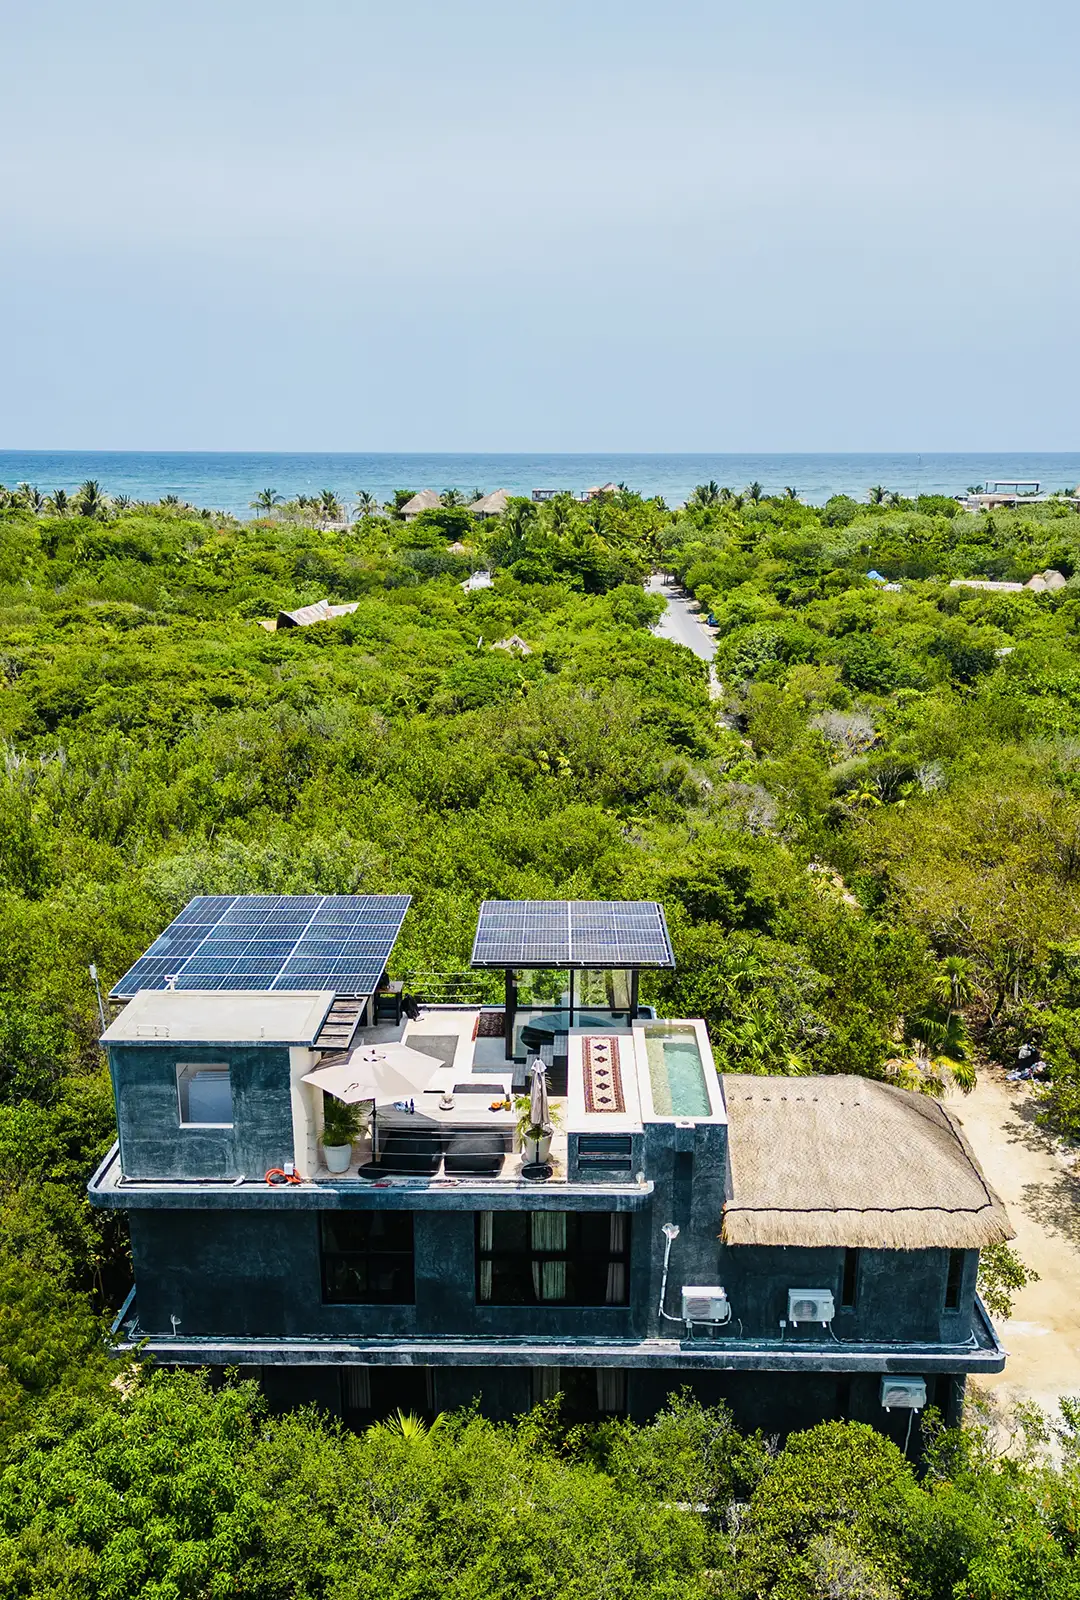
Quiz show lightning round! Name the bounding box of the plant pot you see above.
[323,1141,353,1173]
[521,1132,552,1165]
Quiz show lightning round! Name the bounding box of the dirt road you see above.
[952,1069,1080,1416]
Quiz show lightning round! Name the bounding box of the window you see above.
[944,1249,965,1310]
[531,1366,627,1417]
[841,1248,860,1309]
[177,1063,232,1125]
[476,1211,630,1306]
[320,1212,415,1304]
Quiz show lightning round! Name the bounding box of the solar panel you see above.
[110,894,412,998]
[470,900,674,969]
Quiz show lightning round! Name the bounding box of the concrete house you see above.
[90,895,1010,1443]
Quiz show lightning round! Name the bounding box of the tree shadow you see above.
[1007,1093,1066,1157]
[1020,1174,1080,1248]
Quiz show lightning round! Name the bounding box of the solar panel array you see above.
[110,894,412,998]
[471,900,674,970]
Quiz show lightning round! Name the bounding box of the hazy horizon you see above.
[3,1,1078,452]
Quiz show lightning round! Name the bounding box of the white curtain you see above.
[478,1212,494,1302]
[343,1367,371,1410]
[532,1366,561,1404]
[605,1214,628,1304]
[596,1369,626,1414]
[530,1212,567,1301]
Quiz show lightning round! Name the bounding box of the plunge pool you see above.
[643,1023,714,1118]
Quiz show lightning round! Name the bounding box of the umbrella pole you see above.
[371,1105,378,1161]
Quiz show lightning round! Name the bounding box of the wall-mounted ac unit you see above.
[787,1289,835,1326]
[681,1285,731,1324]
[880,1377,927,1412]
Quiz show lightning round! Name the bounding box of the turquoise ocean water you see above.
[2,452,1079,521]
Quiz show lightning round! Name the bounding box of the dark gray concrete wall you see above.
[717,1244,976,1344]
[129,1209,641,1341]
[111,1043,295,1181]
[227,1360,964,1445]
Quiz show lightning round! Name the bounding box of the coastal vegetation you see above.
[0,479,1078,1592]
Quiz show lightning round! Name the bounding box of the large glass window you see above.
[177,1063,232,1126]
[476,1211,630,1306]
[320,1212,415,1304]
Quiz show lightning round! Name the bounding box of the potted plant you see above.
[514,1095,560,1165]
[322,1096,366,1173]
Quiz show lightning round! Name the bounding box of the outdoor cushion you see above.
[443,1131,508,1176]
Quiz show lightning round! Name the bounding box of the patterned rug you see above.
[476,1011,505,1038]
[582,1036,625,1114]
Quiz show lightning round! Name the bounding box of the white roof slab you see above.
[101,989,336,1046]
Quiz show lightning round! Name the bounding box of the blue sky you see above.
[2,0,1078,450]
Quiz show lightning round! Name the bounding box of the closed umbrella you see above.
[529,1061,551,1132]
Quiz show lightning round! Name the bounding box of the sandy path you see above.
[952,1068,1080,1416]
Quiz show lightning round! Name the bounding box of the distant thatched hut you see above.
[491,634,531,655]
[399,489,442,520]
[469,488,511,518]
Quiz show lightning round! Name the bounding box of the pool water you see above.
[644,1026,713,1117]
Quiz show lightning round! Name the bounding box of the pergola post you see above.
[504,968,516,1061]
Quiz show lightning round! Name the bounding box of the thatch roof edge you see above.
[720,1204,1014,1251]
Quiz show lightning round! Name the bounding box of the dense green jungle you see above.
[0,480,1078,1597]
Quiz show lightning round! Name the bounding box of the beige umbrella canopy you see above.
[303,1042,444,1106]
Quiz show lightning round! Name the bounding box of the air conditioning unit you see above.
[880,1377,927,1412]
[681,1285,731,1324]
[787,1289,835,1326]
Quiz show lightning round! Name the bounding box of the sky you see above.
[2,0,1078,451]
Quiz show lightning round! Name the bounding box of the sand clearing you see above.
[952,1068,1080,1416]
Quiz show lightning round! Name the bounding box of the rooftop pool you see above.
[643,1022,714,1118]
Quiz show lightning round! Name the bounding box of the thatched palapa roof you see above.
[469,488,510,517]
[721,1075,1013,1250]
[400,489,441,519]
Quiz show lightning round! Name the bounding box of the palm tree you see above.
[353,490,378,518]
[932,955,976,1018]
[868,485,887,504]
[112,493,131,511]
[901,1008,976,1096]
[318,488,342,521]
[23,485,46,514]
[75,479,107,518]
[46,488,70,515]
[688,480,721,508]
[440,488,465,507]
[887,490,903,507]
[368,1409,445,1441]
[783,486,799,500]
[250,488,282,512]
[745,481,764,503]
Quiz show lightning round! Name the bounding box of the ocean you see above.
[2,451,1079,520]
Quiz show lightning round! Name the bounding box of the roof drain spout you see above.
[658,1222,682,1325]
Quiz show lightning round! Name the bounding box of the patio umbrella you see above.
[303,1041,443,1106]
[303,1042,445,1162]
[529,1060,552,1132]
